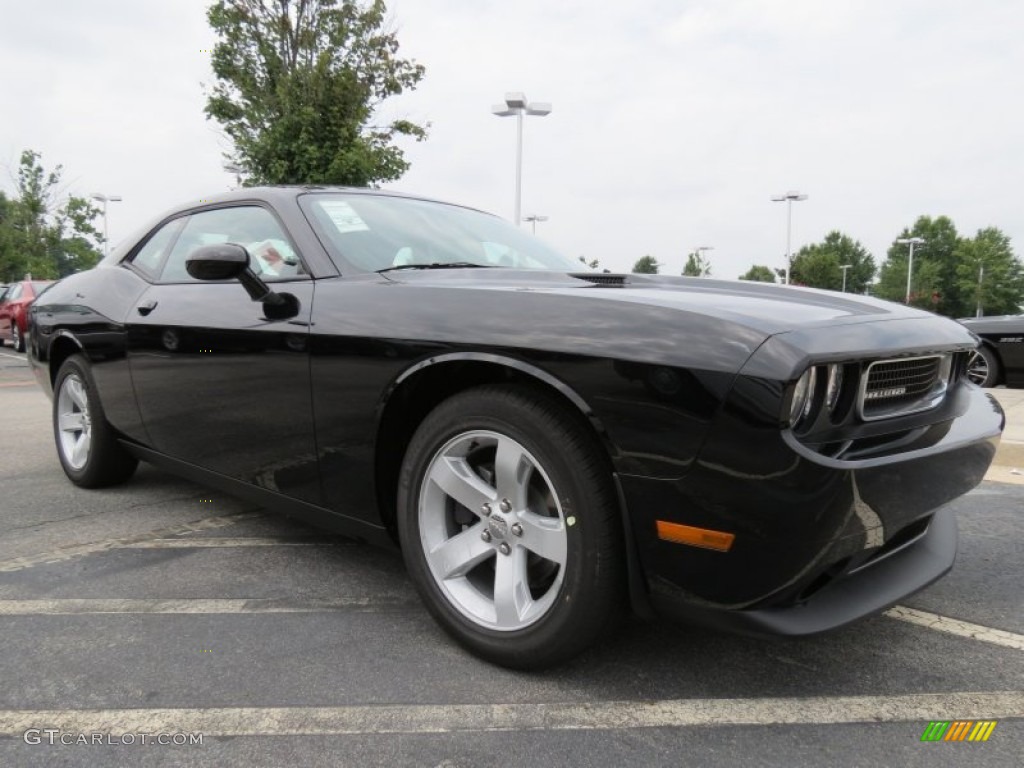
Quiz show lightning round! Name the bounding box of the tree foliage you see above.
[205,0,427,186]
[876,216,1023,316]
[632,255,660,274]
[578,255,600,270]
[682,251,711,277]
[955,227,1024,317]
[739,265,776,282]
[0,150,102,281]
[789,231,875,293]
[875,216,960,312]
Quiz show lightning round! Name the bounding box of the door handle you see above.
[137,300,158,316]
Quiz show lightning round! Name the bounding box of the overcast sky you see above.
[1,0,1021,278]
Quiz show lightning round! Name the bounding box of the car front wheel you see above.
[397,385,625,669]
[12,322,24,352]
[967,346,1000,388]
[53,355,138,488]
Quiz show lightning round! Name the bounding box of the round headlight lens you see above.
[825,364,844,414]
[789,367,817,426]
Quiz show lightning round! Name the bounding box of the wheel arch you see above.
[373,353,617,539]
[47,332,86,385]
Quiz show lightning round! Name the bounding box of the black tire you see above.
[397,384,625,669]
[967,346,1000,388]
[12,322,24,352]
[52,355,138,488]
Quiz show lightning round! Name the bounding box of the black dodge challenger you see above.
[960,314,1024,388]
[28,187,1004,668]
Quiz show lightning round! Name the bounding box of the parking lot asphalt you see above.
[0,347,1021,767]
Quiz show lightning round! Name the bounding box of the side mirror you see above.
[185,242,299,320]
[186,243,250,281]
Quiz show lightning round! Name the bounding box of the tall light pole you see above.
[523,214,548,235]
[896,236,926,304]
[840,264,852,292]
[688,245,714,276]
[771,191,808,285]
[976,262,984,317]
[90,193,122,257]
[223,163,243,189]
[492,92,551,226]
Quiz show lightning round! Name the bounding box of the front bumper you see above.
[620,383,1002,633]
[649,503,956,636]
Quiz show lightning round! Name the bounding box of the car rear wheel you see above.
[12,322,24,352]
[53,355,138,488]
[397,384,625,669]
[967,346,1000,388]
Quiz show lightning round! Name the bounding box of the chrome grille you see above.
[859,355,949,421]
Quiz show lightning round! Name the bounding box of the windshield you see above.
[300,193,579,274]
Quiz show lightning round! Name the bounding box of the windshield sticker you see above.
[320,201,370,233]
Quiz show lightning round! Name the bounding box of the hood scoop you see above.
[570,273,628,287]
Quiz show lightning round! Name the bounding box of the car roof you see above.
[102,186,495,266]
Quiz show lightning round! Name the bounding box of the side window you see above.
[128,218,185,277]
[158,206,305,283]
[7,284,22,301]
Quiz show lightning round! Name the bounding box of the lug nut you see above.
[481,530,492,543]
[481,503,492,516]
[498,542,511,555]
[510,523,523,537]
[499,499,512,513]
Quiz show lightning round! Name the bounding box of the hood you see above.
[383,269,932,336]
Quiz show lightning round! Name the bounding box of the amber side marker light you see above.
[656,521,735,552]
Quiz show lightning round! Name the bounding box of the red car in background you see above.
[0,279,54,352]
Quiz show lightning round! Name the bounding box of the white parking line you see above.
[121,538,339,549]
[0,350,27,361]
[0,597,410,615]
[0,512,263,573]
[885,606,1024,651]
[0,691,1021,736]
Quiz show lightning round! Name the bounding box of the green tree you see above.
[0,151,102,281]
[738,265,776,282]
[682,251,711,277]
[205,0,427,186]
[955,227,1023,317]
[789,231,875,292]
[632,255,660,274]
[876,216,961,313]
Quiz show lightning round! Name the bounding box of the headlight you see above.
[789,367,817,426]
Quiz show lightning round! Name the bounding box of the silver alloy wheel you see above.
[57,373,92,470]
[418,429,568,631]
[966,350,989,386]
[11,323,20,351]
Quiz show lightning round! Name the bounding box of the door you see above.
[126,204,321,505]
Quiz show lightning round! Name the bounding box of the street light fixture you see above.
[90,193,123,257]
[840,264,853,293]
[771,191,808,285]
[492,92,551,226]
[523,214,548,235]
[895,236,926,304]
